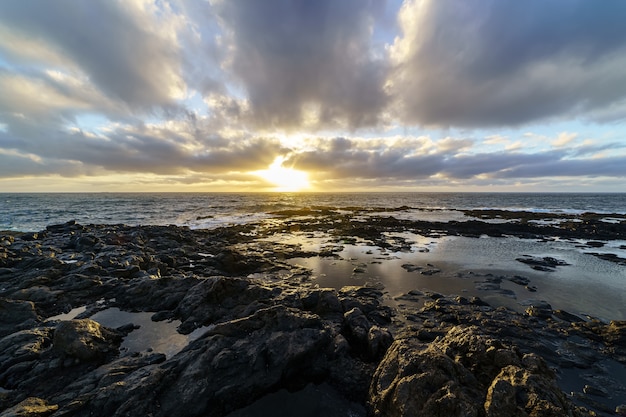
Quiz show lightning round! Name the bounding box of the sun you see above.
[255,156,311,191]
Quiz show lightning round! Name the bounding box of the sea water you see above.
[2,192,626,232]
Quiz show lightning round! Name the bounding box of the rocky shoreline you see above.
[1,211,625,416]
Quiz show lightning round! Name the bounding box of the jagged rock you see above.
[0,327,54,390]
[300,288,344,315]
[0,299,39,337]
[522,300,553,319]
[369,326,593,417]
[343,308,392,361]
[484,354,578,417]
[367,326,393,361]
[516,256,569,271]
[52,319,121,361]
[0,222,623,416]
[176,276,274,334]
[56,306,334,417]
[0,397,58,417]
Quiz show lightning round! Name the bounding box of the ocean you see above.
[2,192,626,232]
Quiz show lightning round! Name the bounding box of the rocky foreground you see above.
[1,214,625,416]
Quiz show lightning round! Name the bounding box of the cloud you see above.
[552,132,578,147]
[389,0,626,127]
[285,136,626,185]
[0,0,186,108]
[0,115,287,178]
[213,0,389,130]
[0,0,625,192]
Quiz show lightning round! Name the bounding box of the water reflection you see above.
[90,308,208,358]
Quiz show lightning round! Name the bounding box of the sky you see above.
[1,0,626,192]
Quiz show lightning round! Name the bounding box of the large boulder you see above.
[369,326,593,417]
[53,319,121,362]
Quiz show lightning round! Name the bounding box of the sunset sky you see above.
[1,0,626,192]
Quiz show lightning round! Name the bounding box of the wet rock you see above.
[586,241,605,248]
[343,308,392,361]
[508,275,530,286]
[485,357,583,417]
[10,286,59,305]
[0,327,54,390]
[52,319,121,362]
[311,289,344,316]
[516,255,569,271]
[214,250,268,275]
[401,263,422,272]
[0,221,623,416]
[0,299,39,337]
[61,306,334,417]
[367,326,393,361]
[0,397,58,417]
[20,233,43,242]
[370,326,592,417]
[339,286,391,325]
[553,309,584,322]
[582,384,609,397]
[176,276,274,334]
[521,300,553,319]
[343,308,372,352]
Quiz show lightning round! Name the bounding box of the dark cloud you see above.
[0,119,285,177]
[500,157,626,178]
[287,137,626,183]
[215,0,389,129]
[391,0,626,127]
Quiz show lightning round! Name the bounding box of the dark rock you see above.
[0,298,39,337]
[343,308,372,353]
[342,308,392,361]
[20,233,42,242]
[508,275,530,286]
[582,384,609,397]
[0,327,54,390]
[10,286,58,305]
[52,319,122,362]
[369,326,592,417]
[521,300,553,319]
[553,309,584,322]
[58,306,334,417]
[176,276,273,334]
[0,221,622,416]
[0,397,58,417]
[401,263,422,272]
[367,326,393,361]
[314,290,344,315]
[586,241,605,248]
[516,255,570,271]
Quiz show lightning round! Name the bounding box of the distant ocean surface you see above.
[2,192,626,233]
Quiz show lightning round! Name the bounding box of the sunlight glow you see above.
[255,156,311,191]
